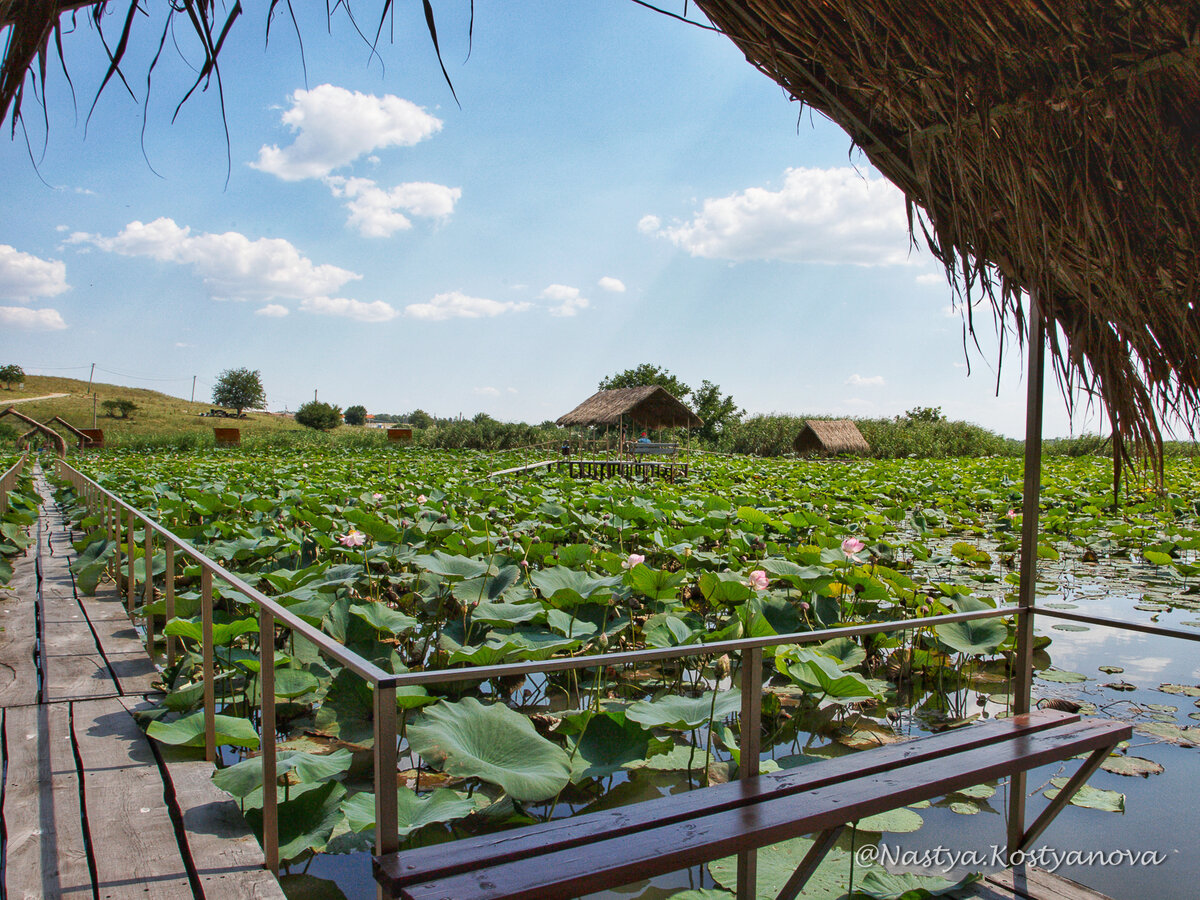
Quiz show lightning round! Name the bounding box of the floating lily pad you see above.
[857,871,981,898]
[1099,665,1125,674]
[1052,623,1089,632]
[856,807,923,833]
[949,801,981,815]
[1134,721,1200,746]
[1158,684,1200,697]
[1037,668,1087,684]
[710,837,863,898]
[1103,681,1138,692]
[953,783,996,800]
[1044,778,1125,812]
[1099,755,1164,777]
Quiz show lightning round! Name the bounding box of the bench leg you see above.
[1009,742,1118,861]
[775,826,845,900]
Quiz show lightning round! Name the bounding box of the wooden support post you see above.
[260,608,279,873]
[201,567,217,762]
[375,683,399,900]
[737,646,763,900]
[126,509,136,614]
[165,544,176,666]
[1009,293,1045,861]
[143,525,154,650]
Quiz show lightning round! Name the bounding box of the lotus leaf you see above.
[934,619,1007,656]
[147,711,260,749]
[213,748,354,798]
[567,712,656,783]
[247,780,346,861]
[406,697,571,801]
[341,786,483,835]
[626,691,742,731]
[1044,777,1125,812]
[348,602,417,636]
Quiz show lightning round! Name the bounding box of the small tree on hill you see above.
[344,404,367,426]
[692,380,742,442]
[0,363,24,389]
[295,400,342,431]
[408,409,434,429]
[212,368,267,417]
[902,406,945,423]
[101,399,138,419]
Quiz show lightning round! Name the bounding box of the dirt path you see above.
[3,392,69,404]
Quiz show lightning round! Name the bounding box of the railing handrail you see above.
[57,459,393,686]
[0,451,29,514]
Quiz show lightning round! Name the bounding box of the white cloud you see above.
[404,291,531,321]
[845,374,885,387]
[256,304,290,318]
[70,218,360,302]
[541,283,589,317]
[643,167,913,265]
[300,296,398,323]
[598,276,626,293]
[252,85,443,181]
[0,245,69,302]
[637,215,661,234]
[916,272,945,286]
[0,306,67,330]
[473,386,501,397]
[325,177,461,238]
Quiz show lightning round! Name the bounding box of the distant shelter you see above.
[793,419,870,457]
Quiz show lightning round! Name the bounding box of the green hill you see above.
[0,375,302,447]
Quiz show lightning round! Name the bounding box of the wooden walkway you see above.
[491,458,689,480]
[0,469,283,900]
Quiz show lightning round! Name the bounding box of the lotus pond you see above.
[55,449,1200,899]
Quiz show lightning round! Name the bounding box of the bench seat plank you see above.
[377,712,1129,900]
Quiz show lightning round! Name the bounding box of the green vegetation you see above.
[344,404,368,426]
[295,400,343,431]
[100,399,139,419]
[0,364,24,389]
[212,367,267,417]
[53,448,1195,878]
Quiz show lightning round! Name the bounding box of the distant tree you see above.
[212,368,267,417]
[100,399,138,419]
[409,409,435,429]
[344,404,368,426]
[599,364,692,402]
[692,380,743,442]
[0,363,24,389]
[295,400,342,431]
[902,406,945,423]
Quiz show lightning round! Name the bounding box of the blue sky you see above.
[0,2,1106,437]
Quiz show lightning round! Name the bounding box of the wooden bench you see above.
[374,709,1128,900]
[627,440,678,456]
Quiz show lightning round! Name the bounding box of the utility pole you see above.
[92,394,97,428]
[191,375,197,403]
[87,363,95,394]
[314,389,318,403]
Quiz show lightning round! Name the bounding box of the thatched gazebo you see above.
[556,386,703,431]
[793,419,869,457]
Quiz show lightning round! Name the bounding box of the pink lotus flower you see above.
[622,553,646,570]
[841,537,865,560]
[339,529,366,548]
[372,492,385,502]
[416,494,428,504]
[1006,508,1018,520]
[748,570,769,591]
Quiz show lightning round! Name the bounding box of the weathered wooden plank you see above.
[0,548,39,708]
[72,697,193,899]
[3,703,93,899]
[105,651,160,695]
[988,867,1115,900]
[157,748,285,899]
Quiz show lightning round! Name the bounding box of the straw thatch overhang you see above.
[695,0,1200,467]
[794,419,870,457]
[557,386,703,430]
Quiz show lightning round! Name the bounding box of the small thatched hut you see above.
[794,420,870,457]
[556,386,703,430]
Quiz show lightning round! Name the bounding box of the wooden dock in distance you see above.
[0,468,283,900]
[491,458,689,480]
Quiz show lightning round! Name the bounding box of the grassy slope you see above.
[0,375,302,443]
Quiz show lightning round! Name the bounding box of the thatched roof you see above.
[794,419,870,457]
[695,0,1200,465]
[557,386,703,429]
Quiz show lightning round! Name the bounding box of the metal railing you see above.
[0,452,28,515]
[55,458,1072,900]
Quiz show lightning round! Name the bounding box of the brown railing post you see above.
[165,543,176,666]
[201,566,217,762]
[126,509,136,614]
[260,608,279,873]
[375,683,400,900]
[1009,292,1045,861]
[143,522,154,651]
[737,646,763,900]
